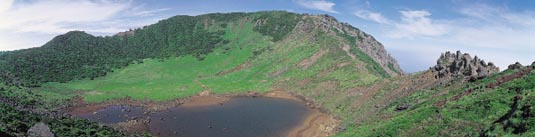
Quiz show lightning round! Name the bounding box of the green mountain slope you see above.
[1,11,404,136]
[0,12,402,88]
[1,11,403,102]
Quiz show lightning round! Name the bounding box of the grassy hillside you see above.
[0,12,304,87]
[335,66,535,136]
[36,12,382,103]
[39,21,274,102]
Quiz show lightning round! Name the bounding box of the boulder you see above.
[27,122,54,137]
[395,104,410,111]
[507,62,523,70]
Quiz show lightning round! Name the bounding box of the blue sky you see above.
[0,0,534,72]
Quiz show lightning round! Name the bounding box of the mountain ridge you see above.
[0,11,403,87]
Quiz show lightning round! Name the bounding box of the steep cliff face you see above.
[354,30,403,76]
[431,50,499,81]
[302,15,403,77]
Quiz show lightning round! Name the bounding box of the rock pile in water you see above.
[431,50,499,81]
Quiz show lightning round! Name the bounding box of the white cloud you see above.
[295,0,338,13]
[389,10,449,38]
[0,0,131,34]
[354,10,391,24]
[132,8,171,17]
[381,7,535,51]
[0,0,13,12]
[458,4,497,20]
[449,4,535,52]
[459,4,535,27]
[0,0,170,51]
[368,5,535,72]
[451,26,535,51]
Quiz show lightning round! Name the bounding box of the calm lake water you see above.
[76,105,145,124]
[75,97,311,137]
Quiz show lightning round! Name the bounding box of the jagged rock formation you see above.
[431,50,499,81]
[27,122,55,137]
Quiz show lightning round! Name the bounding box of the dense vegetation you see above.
[0,17,225,87]
[0,103,128,136]
[0,84,129,136]
[0,11,302,87]
[253,12,302,41]
[41,21,274,102]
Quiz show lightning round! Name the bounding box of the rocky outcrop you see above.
[508,62,523,70]
[431,51,499,81]
[27,122,54,137]
[302,14,404,77]
[116,29,135,36]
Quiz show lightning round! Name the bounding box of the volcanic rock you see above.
[395,104,410,111]
[305,14,404,76]
[431,50,499,81]
[507,62,523,70]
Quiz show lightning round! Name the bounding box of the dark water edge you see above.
[0,131,13,137]
[74,97,311,137]
[75,105,145,124]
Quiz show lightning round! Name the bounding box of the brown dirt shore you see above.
[68,90,340,137]
[68,91,229,115]
[264,91,339,137]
